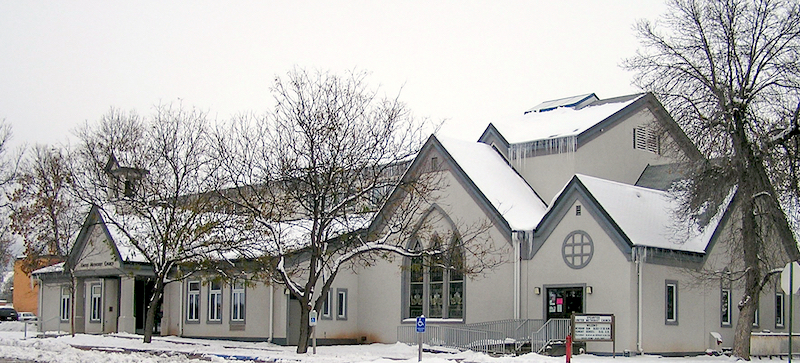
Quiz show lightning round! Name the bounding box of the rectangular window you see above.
[409,255,424,319]
[208,281,222,322]
[665,281,678,325]
[60,286,70,321]
[90,284,102,322]
[231,280,245,322]
[721,288,731,326]
[187,281,200,322]
[776,292,785,328]
[321,290,332,319]
[429,253,444,318]
[753,306,759,327]
[336,288,348,320]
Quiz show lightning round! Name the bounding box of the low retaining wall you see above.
[751,333,800,356]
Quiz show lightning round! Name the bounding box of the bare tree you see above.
[73,105,260,343]
[10,145,84,271]
[625,0,800,358]
[0,121,18,269]
[213,68,496,353]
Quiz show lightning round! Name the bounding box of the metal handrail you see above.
[529,318,571,353]
[397,318,571,355]
[397,325,507,354]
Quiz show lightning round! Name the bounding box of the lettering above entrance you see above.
[78,261,117,269]
[562,230,593,269]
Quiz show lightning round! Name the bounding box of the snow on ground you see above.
[0,322,774,363]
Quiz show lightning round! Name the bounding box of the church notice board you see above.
[571,313,615,342]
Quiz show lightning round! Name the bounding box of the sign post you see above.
[416,315,426,362]
[310,309,318,355]
[782,262,800,363]
[572,314,615,357]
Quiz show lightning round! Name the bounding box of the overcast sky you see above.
[0,1,667,149]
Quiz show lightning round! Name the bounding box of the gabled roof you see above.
[635,163,691,191]
[34,205,147,276]
[492,94,644,145]
[437,137,547,230]
[537,174,732,254]
[98,207,149,263]
[481,92,703,161]
[372,135,547,236]
[72,205,149,266]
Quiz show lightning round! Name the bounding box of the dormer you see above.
[104,154,148,199]
[477,123,511,161]
[524,93,598,114]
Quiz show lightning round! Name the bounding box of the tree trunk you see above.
[732,176,760,360]
[733,288,759,360]
[142,279,164,343]
[70,274,77,337]
[296,300,311,354]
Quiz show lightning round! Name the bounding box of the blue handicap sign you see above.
[416,316,426,333]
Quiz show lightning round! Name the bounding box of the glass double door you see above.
[546,287,584,320]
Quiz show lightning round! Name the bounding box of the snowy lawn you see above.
[0,322,771,362]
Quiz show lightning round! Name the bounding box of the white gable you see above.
[438,136,547,230]
[74,223,121,270]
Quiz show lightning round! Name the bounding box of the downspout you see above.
[636,246,644,354]
[268,284,274,343]
[101,278,106,332]
[514,231,521,320]
[179,278,184,336]
[36,276,43,332]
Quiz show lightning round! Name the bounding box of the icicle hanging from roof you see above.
[509,135,577,160]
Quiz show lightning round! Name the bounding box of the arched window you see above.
[405,235,465,320]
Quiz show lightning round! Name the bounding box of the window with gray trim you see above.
[562,231,593,269]
[230,280,245,323]
[208,280,222,322]
[60,286,70,321]
[321,290,332,319]
[336,288,348,320]
[721,288,731,326]
[405,237,465,320]
[665,280,678,325]
[776,292,785,328]
[90,284,102,322]
[187,281,200,322]
[753,305,759,327]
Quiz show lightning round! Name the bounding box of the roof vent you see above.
[524,93,598,114]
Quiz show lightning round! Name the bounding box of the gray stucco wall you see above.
[512,108,671,203]
[356,166,516,343]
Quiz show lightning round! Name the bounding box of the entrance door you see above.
[103,278,119,333]
[134,279,161,335]
[287,294,301,345]
[546,287,584,320]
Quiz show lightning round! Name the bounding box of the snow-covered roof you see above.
[32,262,65,275]
[576,174,732,253]
[494,95,643,144]
[100,204,373,264]
[525,93,597,113]
[438,136,547,230]
[99,208,150,263]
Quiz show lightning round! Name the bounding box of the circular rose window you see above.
[562,230,594,269]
